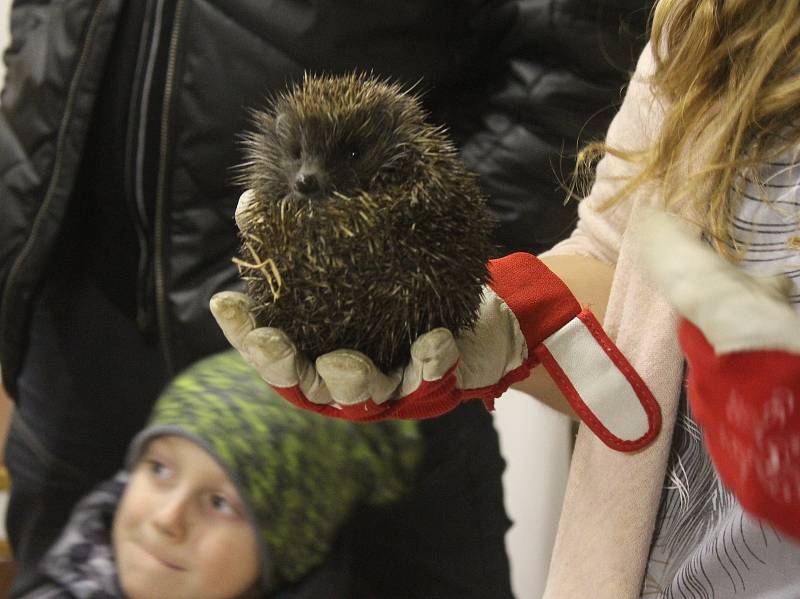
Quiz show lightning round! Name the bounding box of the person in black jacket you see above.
[0,0,652,595]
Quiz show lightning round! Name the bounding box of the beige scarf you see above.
[541,44,692,598]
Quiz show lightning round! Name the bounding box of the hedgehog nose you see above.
[294,172,320,196]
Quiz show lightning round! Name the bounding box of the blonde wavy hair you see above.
[578,0,800,258]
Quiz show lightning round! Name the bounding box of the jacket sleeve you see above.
[448,0,654,255]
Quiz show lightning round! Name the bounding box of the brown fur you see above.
[235,73,495,371]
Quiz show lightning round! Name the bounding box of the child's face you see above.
[112,435,261,599]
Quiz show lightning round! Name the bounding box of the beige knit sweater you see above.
[541,44,690,598]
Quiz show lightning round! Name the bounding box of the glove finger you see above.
[235,189,257,231]
[399,328,457,398]
[242,328,333,405]
[455,289,526,388]
[241,327,302,386]
[399,328,459,397]
[316,350,402,406]
[210,291,258,352]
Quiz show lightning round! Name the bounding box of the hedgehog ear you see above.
[373,107,397,131]
[275,113,291,139]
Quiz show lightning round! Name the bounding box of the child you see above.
[17,350,420,598]
[212,0,800,597]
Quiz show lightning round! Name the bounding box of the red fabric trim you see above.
[679,319,800,540]
[272,363,466,422]
[461,357,539,404]
[532,309,660,452]
[577,310,661,448]
[272,357,541,422]
[488,253,581,344]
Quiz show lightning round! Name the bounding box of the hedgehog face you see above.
[276,110,405,201]
[242,74,426,206]
[273,111,376,201]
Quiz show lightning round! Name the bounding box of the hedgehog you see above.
[234,72,495,372]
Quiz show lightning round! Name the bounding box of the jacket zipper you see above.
[154,0,187,375]
[125,0,159,332]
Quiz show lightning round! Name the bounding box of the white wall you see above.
[493,390,572,598]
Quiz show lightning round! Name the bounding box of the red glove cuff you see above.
[680,319,800,539]
[492,253,661,452]
[488,252,581,342]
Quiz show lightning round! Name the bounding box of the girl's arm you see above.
[512,254,615,420]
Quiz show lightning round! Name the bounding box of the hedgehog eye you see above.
[345,145,361,161]
[288,143,302,160]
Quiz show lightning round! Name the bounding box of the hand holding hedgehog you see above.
[212,74,661,452]
[231,73,495,374]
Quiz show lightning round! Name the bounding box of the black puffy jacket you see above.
[0,0,650,394]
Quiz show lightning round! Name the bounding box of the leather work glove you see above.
[212,245,661,452]
[640,210,800,540]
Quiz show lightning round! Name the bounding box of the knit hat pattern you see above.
[127,350,421,586]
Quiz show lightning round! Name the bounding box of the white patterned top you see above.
[642,146,800,598]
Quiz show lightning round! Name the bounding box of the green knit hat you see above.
[126,350,421,590]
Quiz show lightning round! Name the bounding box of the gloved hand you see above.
[212,249,661,452]
[640,210,800,539]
